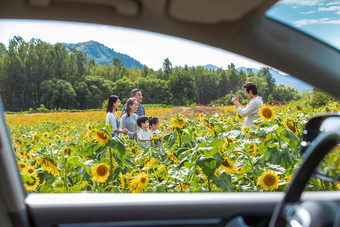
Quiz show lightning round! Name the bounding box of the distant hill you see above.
[236,67,312,91]
[204,64,220,70]
[61,40,144,69]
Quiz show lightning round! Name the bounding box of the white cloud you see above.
[318,5,340,11]
[326,1,340,6]
[278,0,322,6]
[301,10,316,14]
[336,11,340,14]
[294,18,340,27]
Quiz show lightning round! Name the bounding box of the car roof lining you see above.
[168,0,268,24]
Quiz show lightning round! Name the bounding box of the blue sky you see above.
[0,0,338,71]
[267,0,340,49]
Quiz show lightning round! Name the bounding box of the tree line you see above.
[0,36,302,112]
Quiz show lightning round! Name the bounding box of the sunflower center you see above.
[222,159,231,168]
[97,131,107,139]
[28,169,34,174]
[20,164,26,168]
[287,121,296,132]
[140,177,147,184]
[262,108,273,118]
[263,174,276,186]
[97,166,108,176]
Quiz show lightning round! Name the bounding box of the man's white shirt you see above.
[236,96,263,129]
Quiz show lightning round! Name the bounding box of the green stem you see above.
[207,177,211,192]
[109,148,113,180]
[274,131,282,150]
[63,156,68,192]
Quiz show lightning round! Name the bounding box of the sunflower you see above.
[334,102,339,110]
[17,150,27,159]
[219,156,238,174]
[61,147,70,156]
[257,169,280,191]
[236,112,243,120]
[171,118,186,129]
[284,175,292,181]
[259,105,275,121]
[284,119,299,136]
[242,126,254,137]
[61,125,65,129]
[94,130,110,144]
[92,163,110,183]
[144,157,158,167]
[18,161,27,171]
[328,100,332,105]
[27,166,36,174]
[42,132,49,138]
[86,124,92,132]
[122,135,130,142]
[54,135,61,141]
[165,151,179,164]
[32,132,38,143]
[296,105,302,111]
[336,183,340,190]
[150,133,160,146]
[14,139,22,148]
[24,173,40,191]
[228,138,235,144]
[119,172,125,188]
[178,183,190,193]
[129,172,149,193]
[62,134,69,141]
[35,157,59,176]
[248,143,258,155]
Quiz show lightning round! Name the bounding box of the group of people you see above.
[105,89,160,148]
[105,82,263,148]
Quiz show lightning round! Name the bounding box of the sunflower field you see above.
[6,102,340,193]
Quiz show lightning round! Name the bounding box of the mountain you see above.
[236,67,312,91]
[61,41,144,69]
[203,64,220,70]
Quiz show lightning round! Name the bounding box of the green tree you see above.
[162,58,173,80]
[168,69,197,105]
[40,79,77,109]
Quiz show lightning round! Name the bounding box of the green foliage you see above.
[0,36,308,112]
[309,88,339,108]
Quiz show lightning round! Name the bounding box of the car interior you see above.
[0,0,340,227]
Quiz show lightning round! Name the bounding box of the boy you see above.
[136,116,152,148]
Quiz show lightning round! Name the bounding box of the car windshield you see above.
[1,0,339,194]
[266,0,340,50]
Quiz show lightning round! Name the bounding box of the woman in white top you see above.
[105,95,128,138]
[121,97,139,140]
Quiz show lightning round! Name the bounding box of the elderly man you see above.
[232,82,263,129]
[121,89,145,117]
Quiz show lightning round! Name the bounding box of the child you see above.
[149,117,161,146]
[136,116,152,148]
[149,117,160,134]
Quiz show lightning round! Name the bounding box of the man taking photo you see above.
[232,82,263,129]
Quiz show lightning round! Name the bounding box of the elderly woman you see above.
[121,97,139,140]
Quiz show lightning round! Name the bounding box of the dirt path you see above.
[159,106,226,121]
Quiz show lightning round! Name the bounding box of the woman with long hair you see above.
[121,97,139,140]
[106,95,128,138]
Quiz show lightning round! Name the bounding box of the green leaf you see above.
[168,166,189,182]
[196,155,222,178]
[212,173,233,191]
[67,156,90,174]
[267,145,281,165]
